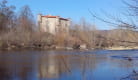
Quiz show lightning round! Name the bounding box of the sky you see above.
[8,0,126,30]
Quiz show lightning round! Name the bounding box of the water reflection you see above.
[0,50,137,80]
[38,53,66,78]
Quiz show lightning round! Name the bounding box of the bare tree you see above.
[69,18,101,48]
[89,0,138,30]
[0,0,15,33]
[17,5,34,32]
[123,0,138,16]
[88,0,138,48]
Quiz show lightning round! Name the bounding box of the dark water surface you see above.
[0,50,138,80]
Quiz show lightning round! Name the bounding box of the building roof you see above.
[60,18,69,21]
[42,15,69,21]
[42,15,59,18]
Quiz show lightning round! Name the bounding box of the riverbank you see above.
[105,46,138,50]
[0,42,89,51]
[0,41,138,51]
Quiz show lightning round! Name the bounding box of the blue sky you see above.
[8,0,126,30]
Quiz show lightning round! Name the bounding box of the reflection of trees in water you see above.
[0,52,137,80]
[38,53,100,80]
[39,53,60,78]
[80,54,98,80]
[0,56,16,80]
[18,66,33,80]
[0,55,35,80]
[38,53,71,79]
[0,66,12,80]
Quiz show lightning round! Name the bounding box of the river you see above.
[0,50,138,80]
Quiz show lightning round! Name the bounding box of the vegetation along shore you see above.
[0,0,138,51]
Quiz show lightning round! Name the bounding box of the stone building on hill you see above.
[38,14,70,35]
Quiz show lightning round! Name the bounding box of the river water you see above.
[0,50,138,80]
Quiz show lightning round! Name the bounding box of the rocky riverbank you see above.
[0,42,89,51]
[0,41,138,51]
